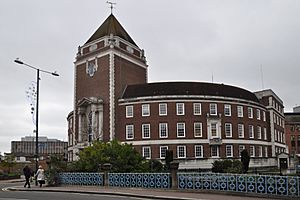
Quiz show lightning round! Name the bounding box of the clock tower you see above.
[68,14,147,160]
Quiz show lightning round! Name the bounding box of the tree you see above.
[46,155,67,186]
[241,149,250,173]
[0,154,16,174]
[164,150,173,171]
[212,159,243,174]
[72,140,149,172]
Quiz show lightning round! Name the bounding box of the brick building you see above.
[67,14,288,169]
[285,107,300,158]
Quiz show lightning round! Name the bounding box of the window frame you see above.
[224,104,231,116]
[142,104,150,117]
[177,122,186,138]
[210,103,218,116]
[177,145,186,158]
[238,123,244,138]
[194,122,203,137]
[126,124,134,140]
[126,105,134,118]
[159,123,168,138]
[248,107,253,119]
[176,103,185,115]
[142,124,151,139]
[195,145,203,158]
[159,103,167,116]
[160,146,168,159]
[226,145,233,158]
[237,106,244,118]
[193,103,202,115]
[142,146,151,159]
[225,123,232,137]
[249,125,254,138]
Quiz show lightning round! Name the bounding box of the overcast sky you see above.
[0,0,299,154]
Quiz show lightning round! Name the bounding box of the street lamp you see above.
[14,58,59,184]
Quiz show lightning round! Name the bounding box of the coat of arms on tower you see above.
[86,61,98,77]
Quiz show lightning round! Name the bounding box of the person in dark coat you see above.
[23,165,32,188]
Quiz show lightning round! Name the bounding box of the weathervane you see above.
[106,1,116,14]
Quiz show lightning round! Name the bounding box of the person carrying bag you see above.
[35,165,45,187]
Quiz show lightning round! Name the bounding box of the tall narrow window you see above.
[248,107,253,118]
[249,125,254,138]
[225,123,232,137]
[177,123,185,137]
[250,146,255,157]
[226,145,233,157]
[142,146,151,159]
[193,103,201,115]
[224,104,231,116]
[210,123,218,137]
[159,103,167,116]
[264,146,268,157]
[257,109,261,120]
[257,126,262,139]
[238,124,244,138]
[195,145,203,158]
[159,123,168,138]
[126,105,133,118]
[194,122,202,137]
[177,146,186,158]
[258,146,263,157]
[237,106,244,117]
[264,127,267,140]
[210,103,217,115]
[263,111,266,121]
[160,146,168,159]
[193,103,202,115]
[142,124,150,139]
[126,125,134,139]
[176,103,185,115]
[211,146,219,157]
[142,104,150,116]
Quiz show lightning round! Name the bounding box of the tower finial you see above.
[106,1,116,14]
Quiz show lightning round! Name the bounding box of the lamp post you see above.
[14,58,59,185]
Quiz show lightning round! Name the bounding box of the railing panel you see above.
[177,172,300,197]
[58,172,104,186]
[109,173,170,188]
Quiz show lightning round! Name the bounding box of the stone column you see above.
[78,114,82,142]
[170,161,179,189]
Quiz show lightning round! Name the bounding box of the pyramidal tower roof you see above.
[85,14,137,46]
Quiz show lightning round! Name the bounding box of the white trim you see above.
[194,145,203,158]
[109,52,115,140]
[142,124,151,139]
[124,139,270,146]
[119,96,266,109]
[159,123,168,138]
[160,146,168,159]
[142,146,151,159]
[75,48,147,70]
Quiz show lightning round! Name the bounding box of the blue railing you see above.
[108,173,170,188]
[178,172,300,197]
[59,172,104,185]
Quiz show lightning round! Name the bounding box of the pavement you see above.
[2,179,288,200]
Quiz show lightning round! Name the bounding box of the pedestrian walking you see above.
[23,165,32,188]
[35,165,45,187]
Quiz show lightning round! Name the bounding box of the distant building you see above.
[285,108,300,158]
[11,136,67,162]
[67,14,288,169]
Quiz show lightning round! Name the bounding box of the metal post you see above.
[35,69,39,186]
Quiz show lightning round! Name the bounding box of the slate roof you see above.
[85,14,137,46]
[122,82,260,103]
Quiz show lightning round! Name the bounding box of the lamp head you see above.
[14,58,24,65]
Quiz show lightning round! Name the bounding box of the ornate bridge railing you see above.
[178,172,300,197]
[108,173,170,188]
[58,172,104,185]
